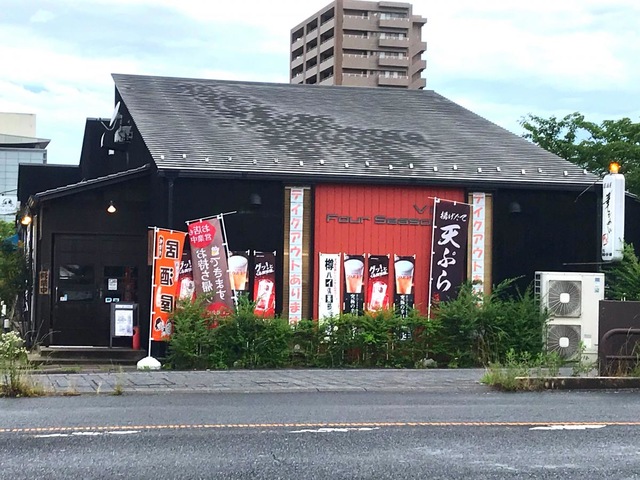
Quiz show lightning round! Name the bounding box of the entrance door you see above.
[52,234,145,346]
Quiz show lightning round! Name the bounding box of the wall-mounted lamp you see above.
[508,201,522,214]
[249,193,262,208]
[107,201,117,214]
[20,214,32,226]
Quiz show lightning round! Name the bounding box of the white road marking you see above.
[530,424,607,431]
[33,430,141,438]
[290,427,380,433]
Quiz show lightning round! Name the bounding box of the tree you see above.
[0,221,28,317]
[520,113,640,196]
[601,243,640,301]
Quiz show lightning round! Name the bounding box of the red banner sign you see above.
[188,217,234,315]
[253,251,276,318]
[150,228,186,341]
[366,255,390,312]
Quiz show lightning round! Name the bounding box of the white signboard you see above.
[471,193,486,296]
[288,188,304,323]
[114,309,133,337]
[318,253,341,321]
[602,173,625,262]
[0,195,18,215]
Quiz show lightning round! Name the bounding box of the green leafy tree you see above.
[0,221,29,315]
[602,243,640,301]
[520,113,640,195]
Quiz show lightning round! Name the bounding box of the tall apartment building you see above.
[290,0,427,89]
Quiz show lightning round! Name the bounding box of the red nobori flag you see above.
[366,254,390,312]
[188,217,234,315]
[150,228,186,341]
[253,251,276,318]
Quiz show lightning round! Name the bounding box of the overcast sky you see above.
[1,0,639,165]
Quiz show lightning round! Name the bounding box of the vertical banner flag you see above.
[229,250,251,298]
[253,251,276,318]
[471,193,486,297]
[318,253,341,320]
[177,241,196,303]
[394,254,415,318]
[343,254,365,316]
[366,255,390,312]
[430,199,471,304]
[150,228,186,341]
[188,217,234,314]
[288,188,304,323]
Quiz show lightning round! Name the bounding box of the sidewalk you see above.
[28,368,489,395]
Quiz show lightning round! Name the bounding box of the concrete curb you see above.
[516,376,640,390]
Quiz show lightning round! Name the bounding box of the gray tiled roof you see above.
[112,73,598,188]
[30,164,150,204]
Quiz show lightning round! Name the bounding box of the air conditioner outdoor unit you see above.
[535,271,605,362]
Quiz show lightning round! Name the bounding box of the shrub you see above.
[166,277,548,371]
[0,331,42,397]
[602,243,640,301]
[433,279,548,367]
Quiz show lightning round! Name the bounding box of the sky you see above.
[1,0,639,165]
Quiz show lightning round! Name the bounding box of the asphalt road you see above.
[1,390,639,479]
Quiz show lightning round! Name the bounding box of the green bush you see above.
[432,279,548,367]
[602,243,640,301]
[167,277,548,371]
[0,331,42,397]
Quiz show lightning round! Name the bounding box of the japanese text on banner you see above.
[471,193,485,296]
[288,188,304,323]
[150,228,186,341]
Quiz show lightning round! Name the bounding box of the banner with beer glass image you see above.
[177,242,196,303]
[366,254,390,312]
[228,250,251,300]
[394,255,415,318]
[343,254,365,316]
[253,251,276,318]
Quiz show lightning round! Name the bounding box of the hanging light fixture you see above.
[20,214,32,226]
[107,201,117,214]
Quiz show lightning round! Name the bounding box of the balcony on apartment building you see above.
[305,26,319,43]
[411,40,427,52]
[409,77,426,89]
[343,34,378,50]
[320,18,335,35]
[318,55,336,73]
[319,75,336,86]
[378,16,411,29]
[305,63,319,79]
[291,35,304,52]
[291,54,304,70]
[341,72,378,87]
[343,53,377,70]
[342,14,375,31]
[306,44,319,60]
[377,72,410,87]
[379,35,410,48]
[319,36,335,53]
[377,54,410,68]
